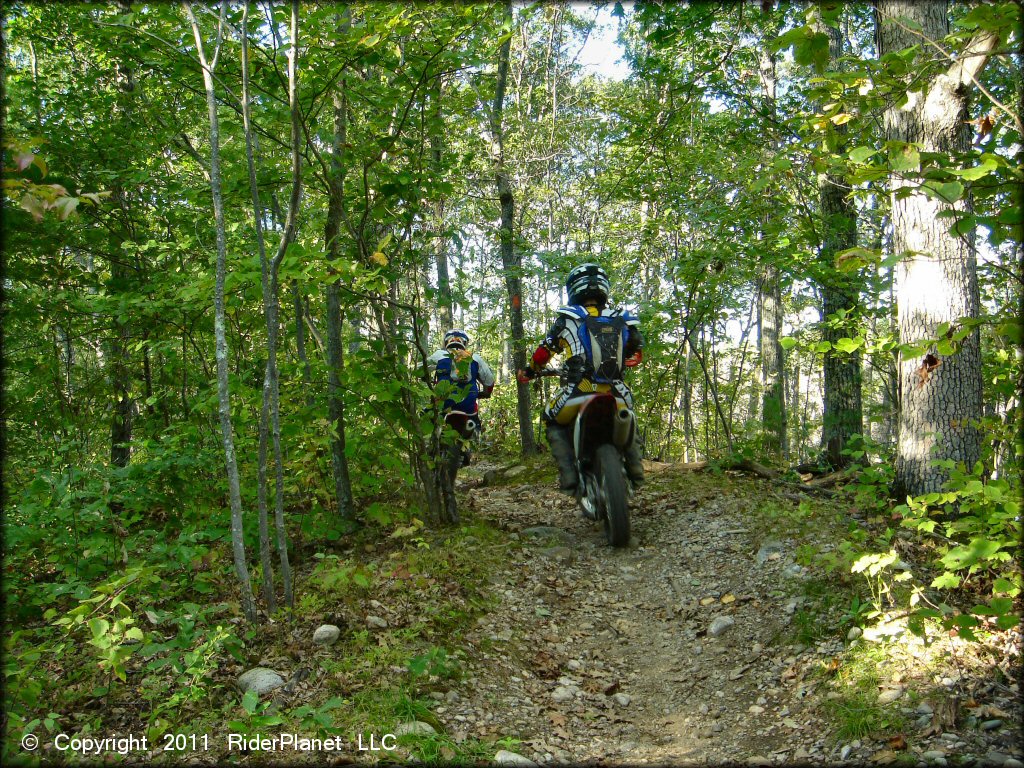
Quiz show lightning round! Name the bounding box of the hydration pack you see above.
[435,350,479,411]
[580,313,628,383]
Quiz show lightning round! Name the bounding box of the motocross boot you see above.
[625,441,645,488]
[545,422,578,494]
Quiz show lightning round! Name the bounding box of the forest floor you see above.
[432,458,1022,767]
[15,455,1021,767]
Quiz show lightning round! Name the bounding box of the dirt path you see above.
[436,462,1022,766]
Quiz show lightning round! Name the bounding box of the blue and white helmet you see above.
[443,329,470,351]
[566,263,611,306]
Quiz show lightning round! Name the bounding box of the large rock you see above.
[312,624,341,646]
[237,667,285,696]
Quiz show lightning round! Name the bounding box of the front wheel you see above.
[595,444,629,547]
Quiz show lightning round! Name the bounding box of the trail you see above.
[440,462,1022,766]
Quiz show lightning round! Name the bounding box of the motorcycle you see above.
[536,366,638,547]
[432,409,477,523]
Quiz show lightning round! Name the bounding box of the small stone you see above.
[917,702,934,715]
[708,616,735,637]
[981,719,1004,731]
[366,615,388,629]
[394,721,436,737]
[445,690,460,703]
[923,751,947,761]
[1001,759,1023,768]
[541,546,575,563]
[566,660,583,671]
[551,686,575,703]
[237,667,285,696]
[746,756,772,766]
[494,750,539,767]
[848,626,863,641]
[840,745,852,760]
[878,687,904,705]
[612,693,631,707]
[748,705,765,714]
[505,465,528,477]
[312,624,341,646]
[755,541,785,564]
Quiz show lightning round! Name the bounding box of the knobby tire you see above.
[596,443,629,547]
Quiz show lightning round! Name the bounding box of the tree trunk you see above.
[324,8,355,523]
[489,0,536,456]
[875,0,993,496]
[185,0,258,624]
[815,12,863,469]
[757,39,787,460]
[429,76,454,330]
[109,0,135,473]
[760,264,787,458]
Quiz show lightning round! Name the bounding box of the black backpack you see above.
[580,312,628,383]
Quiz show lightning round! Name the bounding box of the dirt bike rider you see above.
[427,329,495,465]
[517,263,645,494]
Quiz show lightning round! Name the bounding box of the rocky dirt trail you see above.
[433,462,1022,767]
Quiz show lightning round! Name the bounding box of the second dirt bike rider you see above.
[428,329,495,466]
[518,263,645,493]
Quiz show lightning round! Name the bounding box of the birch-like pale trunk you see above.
[240,0,297,611]
[185,0,257,623]
[875,0,995,496]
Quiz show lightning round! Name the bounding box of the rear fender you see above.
[573,394,619,459]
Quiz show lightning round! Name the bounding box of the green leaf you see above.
[814,340,832,353]
[241,690,260,714]
[890,145,920,173]
[834,337,864,353]
[996,614,1020,630]
[779,337,798,350]
[923,180,964,204]
[948,156,999,181]
[89,618,110,640]
[930,572,960,589]
[849,146,877,163]
[993,578,1020,596]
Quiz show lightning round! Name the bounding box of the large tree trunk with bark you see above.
[875,0,994,496]
[490,1,536,456]
[757,39,787,460]
[815,12,864,469]
[759,264,787,458]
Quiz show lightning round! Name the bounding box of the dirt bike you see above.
[536,367,638,547]
[432,409,477,523]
